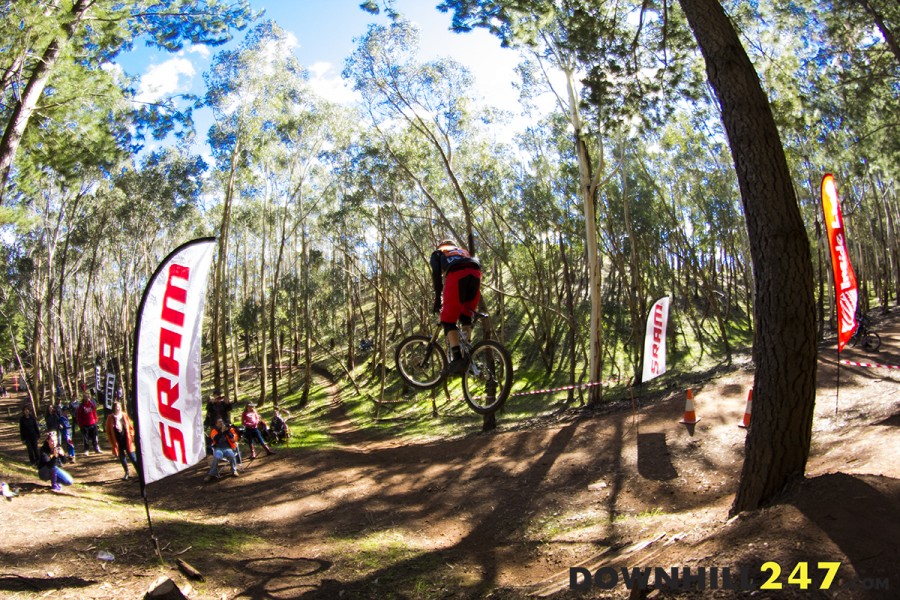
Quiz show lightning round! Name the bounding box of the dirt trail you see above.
[0,310,897,598]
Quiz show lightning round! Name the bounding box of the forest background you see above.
[0,0,898,503]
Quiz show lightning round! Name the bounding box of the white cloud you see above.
[187,44,210,58]
[308,61,361,105]
[135,57,196,104]
[101,61,126,84]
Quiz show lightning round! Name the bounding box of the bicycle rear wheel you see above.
[395,335,447,390]
[462,340,513,415]
[861,332,881,352]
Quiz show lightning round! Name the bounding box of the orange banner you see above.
[821,174,858,351]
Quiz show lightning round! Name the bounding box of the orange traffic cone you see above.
[679,388,701,424]
[739,388,752,428]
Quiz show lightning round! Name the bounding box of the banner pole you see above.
[835,347,841,418]
[142,489,163,562]
[134,265,163,562]
[628,377,637,431]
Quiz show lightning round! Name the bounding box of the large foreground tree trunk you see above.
[677,0,818,515]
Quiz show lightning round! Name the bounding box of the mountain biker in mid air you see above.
[431,239,482,376]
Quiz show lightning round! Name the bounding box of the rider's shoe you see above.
[443,357,468,377]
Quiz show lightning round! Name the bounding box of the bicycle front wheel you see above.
[395,335,447,390]
[861,332,881,352]
[462,340,513,415]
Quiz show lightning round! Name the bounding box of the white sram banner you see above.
[641,296,671,384]
[134,238,216,486]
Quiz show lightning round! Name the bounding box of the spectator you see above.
[204,389,232,429]
[105,401,138,480]
[241,402,274,458]
[58,406,76,464]
[76,391,102,455]
[19,406,41,466]
[38,432,74,492]
[269,410,290,444]
[206,418,239,480]
[45,402,60,435]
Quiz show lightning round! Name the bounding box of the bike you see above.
[849,313,881,352]
[395,312,513,415]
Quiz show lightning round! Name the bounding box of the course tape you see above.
[841,359,900,371]
[508,377,625,399]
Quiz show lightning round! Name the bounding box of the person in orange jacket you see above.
[206,418,240,480]
[105,401,138,480]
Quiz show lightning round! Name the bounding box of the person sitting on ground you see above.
[430,238,483,376]
[105,401,138,480]
[241,402,274,458]
[38,431,74,492]
[76,391,101,455]
[207,418,240,480]
[269,409,290,444]
[19,405,41,466]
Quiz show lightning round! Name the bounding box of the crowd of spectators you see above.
[12,380,291,491]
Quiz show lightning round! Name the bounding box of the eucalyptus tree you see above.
[205,21,354,406]
[647,108,751,363]
[107,148,206,393]
[751,1,900,311]
[344,17,480,255]
[440,0,819,513]
[205,20,300,403]
[438,0,696,401]
[269,97,355,406]
[347,15,537,437]
[0,0,255,205]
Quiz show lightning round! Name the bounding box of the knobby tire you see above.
[462,339,513,415]
[395,335,446,390]
[861,332,881,352]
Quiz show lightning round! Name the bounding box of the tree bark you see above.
[677,0,818,515]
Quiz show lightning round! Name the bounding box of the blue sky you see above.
[117,1,529,158]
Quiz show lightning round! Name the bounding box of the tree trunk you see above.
[270,200,291,408]
[677,0,817,515]
[210,141,240,402]
[880,185,899,306]
[563,63,604,405]
[345,239,356,372]
[215,140,240,403]
[301,223,312,406]
[258,171,270,407]
[559,231,578,405]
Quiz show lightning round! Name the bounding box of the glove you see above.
[432,298,441,314]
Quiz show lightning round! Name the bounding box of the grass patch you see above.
[0,454,40,480]
[527,509,610,540]
[612,507,667,523]
[328,528,455,599]
[344,529,419,572]
[160,520,263,554]
[526,506,667,540]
